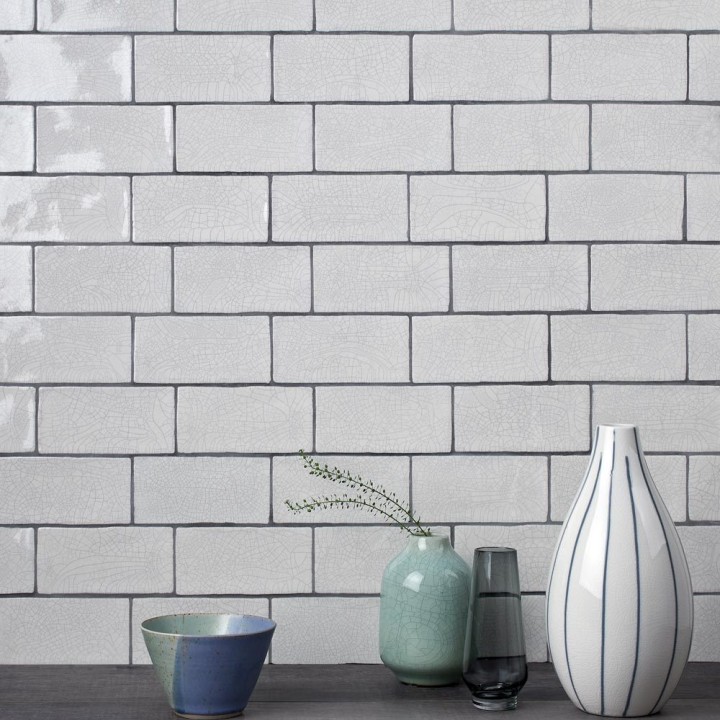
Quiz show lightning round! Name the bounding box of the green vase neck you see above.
[406,534,451,552]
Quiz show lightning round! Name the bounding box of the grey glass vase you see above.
[462,547,528,711]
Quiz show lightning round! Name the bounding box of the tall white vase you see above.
[547,424,693,717]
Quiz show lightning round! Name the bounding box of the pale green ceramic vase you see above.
[379,534,471,686]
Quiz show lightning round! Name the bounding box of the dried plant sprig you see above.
[284,450,432,536]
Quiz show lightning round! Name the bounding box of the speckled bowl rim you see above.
[140,613,276,639]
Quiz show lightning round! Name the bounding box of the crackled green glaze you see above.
[379,534,471,686]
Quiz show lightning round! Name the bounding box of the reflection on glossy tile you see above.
[0,316,131,383]
[0,106,33,171]
[0,528,34,593]
[132,176,267,243]
[0,246,32,311]
[38,386,174,454]
[35,246,171,312]
[135,35,270,102]
[0,457,131,524]
[0,599,128,664]
[36,106,173,173]
[0,35,131,101]
[37,0,174,31]
[0,386,35,452]
[0,176,130,243]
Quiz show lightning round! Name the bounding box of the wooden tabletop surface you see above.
[1,663,719,719]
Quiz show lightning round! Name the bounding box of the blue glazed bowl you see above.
[141,613,276,719]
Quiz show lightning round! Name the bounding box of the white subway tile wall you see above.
[0,0,718,665]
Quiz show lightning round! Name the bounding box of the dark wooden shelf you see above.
[1,663,719,719]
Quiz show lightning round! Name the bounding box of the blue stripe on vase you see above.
[563,446,603,714]
[634,428,679,716]
[623,455,641,718]
[547,427,600,661]
[600,433,616,716]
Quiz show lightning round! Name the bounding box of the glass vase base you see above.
[471,696,518,711]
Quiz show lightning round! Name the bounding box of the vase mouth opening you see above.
[597,423,637,430]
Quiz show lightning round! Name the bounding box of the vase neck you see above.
[407,534,450,552]
[593,424,642,460]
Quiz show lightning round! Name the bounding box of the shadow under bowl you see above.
[141,613,276,719]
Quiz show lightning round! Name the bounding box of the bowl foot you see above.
[174,712,243,719]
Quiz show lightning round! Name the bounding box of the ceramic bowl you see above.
[141,613,276,719]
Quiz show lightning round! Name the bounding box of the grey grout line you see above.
[311,386,317,452]
[408,315,413,382]
[587,244,592,311]
[311,104,316,170]
[269,455,275,524]
[33,527,38,593]
[547,314,552,380]
[588,103,592,170]
[682,174,688,240]
[173,0,178,31]
[546,455,552,522]
[309,244,315,312]
[312,0,317,32]
[171,105,177,172]
[172,527,177,594]
[32,106,37,173]
[170,246,175,312]
[269,316,275,383]
[589,0,593,30]
[547,34,552,100]
[544,174,550,240]
[173,386,179,453]
[128,597,133,664]
[450,385,455,452]
[130,316,135,382]
[409,34,414,101]
[267,175,273,241]
[449,0,455,31]
[270,35,275,102]
[311,526,315,593]
[130,456,135,524]
[449,104,455,171]
[685,314,690,381]
[130,35,135,102]
[686,34,690,101]
[406,173,411,241]
[686,454,691,521]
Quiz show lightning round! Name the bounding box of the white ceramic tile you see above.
[273,455,410,524]
[593,105,720,172]
[412,315,548,382]
[0,106,33,171]
[0,246,32,311]
[275,35,408,102]
[549,174,684,241]
[132,176,267,243]
[0,316,131,383]
[175,246,310,313]
[0,176,130,243]
[0,457,130,524]
[455,0,589,29]
[552,34,686,100]
[273,315,409,383]
[455,385,590,452]
[413,456,548,523]
[176,528,312,594]
[177,0,313,30]
[414,35,548,101]
[316,386,452,453]
[410,175,546,242]
[38,0,173,30]
[687,174,720,241]
[690,35,720,100]
[0,1,34,30]
[678,527,720,592]
[453,245,588,311]
[592,245,720,311]
[271,597,381,663]
[0,528,34,593]
[132,598,270,664]
[454,104,589,171]
[690,596,720,661]
[0,599,128,664]
[35,246,171,312]
[134,316,270,383]
[135,35,270,102]
[0,35,131,101]
[594,0,720,30]
[551,314,686,381]
[38,527,173,593]
[176,105,312,172]
[177,387,312,453]
[37,106,173,173]
[272,175,407,243]
[689,456,720,521]
[134,457,270,524]
[38,387,174,454]
[315,527,409,594]
[0,386,35,452]
[314,245,449,312]
[316,0,450,30]
[690,315,720,380]
[551,454,686,522]
[315,105,451,171]
[593,385,720,452]
[454,525,560,592]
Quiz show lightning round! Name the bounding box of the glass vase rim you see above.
[596,423,637,430]
[473,546,517,554]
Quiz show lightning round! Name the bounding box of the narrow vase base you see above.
[471,696,518,711]
[174,711,244,719]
